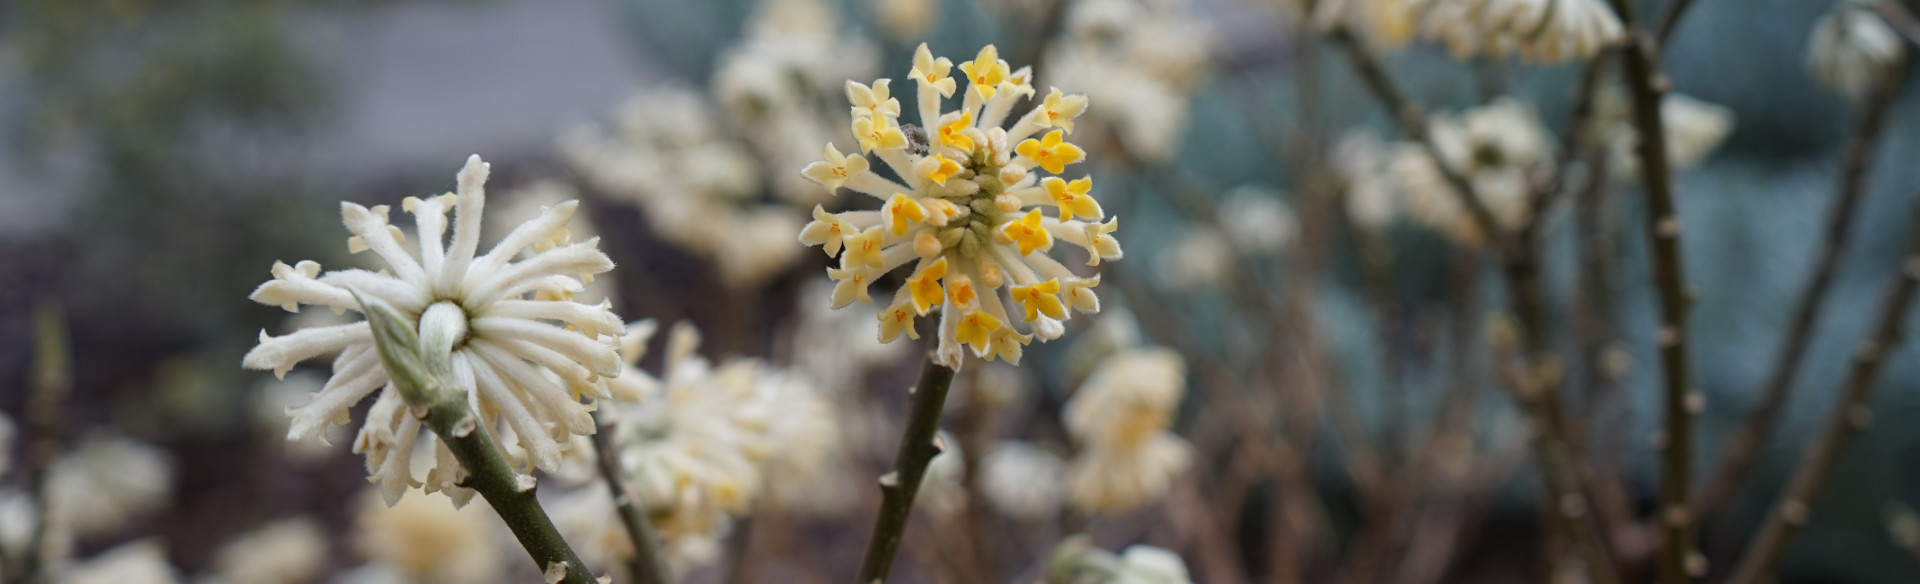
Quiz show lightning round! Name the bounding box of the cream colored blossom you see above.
[1217,185,1298,255]
[1391,98,1550,246]
[1810,1,1907,99]
[59,539,180,584]
[1046,537,1194,584]
[713,0,880,205]
[801,43,1118,369]
[981,441,1067,519]
[1419,0,1624,63]
[243,155,621,505]
[488,179,618,304]
[559,87,803,287]
[207,518,328,584]
[352,488,507,584]
[1064,435,1193,515]
[604,321,828,542]
[1045,0,1211,161]
[47,435,174,541]
[1597,91,1736,180]
[1336,131,1401,231]
[1155,230,1233,291]
[1062,347,1191,514]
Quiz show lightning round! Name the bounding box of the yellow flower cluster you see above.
[800,44,1117,368]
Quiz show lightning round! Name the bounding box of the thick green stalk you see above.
[855,354,958,583]
[356,291,598,584]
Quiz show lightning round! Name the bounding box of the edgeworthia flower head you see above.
[800,43,1119,369]
[1809,0,1908,99]
[242,155,623,505]
[1418,0,1624,63]
[1062,347,1192,514]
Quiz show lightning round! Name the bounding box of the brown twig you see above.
[1693,65,1906,521]
[1604,0,1699,579]
[854,354,958,583]
[588,409,673,584]
[1724,198,1920,584]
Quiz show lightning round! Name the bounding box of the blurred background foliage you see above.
[3,0,1920,582]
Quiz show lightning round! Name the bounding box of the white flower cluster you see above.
[716,0,881,205]
[1809,1,1908,99]
[243,155,623,506]
[343,488,507,584]
[558,86,803,288]
[1396,98,1550,246]
[599,321,841,551]
[1047,0,1213,161]
[1595,91,1736,180]
[1046,536,1195,584]
[1063,347,1192,514]
[981,440,1068,519]
[204,518,328,584]
[801,43,1120,369]
[1319,0,1623,62]
[1342,93,1732,241]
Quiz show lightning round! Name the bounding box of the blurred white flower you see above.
[869,0,938,42]
[243,155,622,505]
[1217,185,1298,255]
[786,280,909,398]
[1599,92,1736,180]
[1064,435,1193,516]
[1420,0,1624,63]
[802,43,1119,370]
[604,321,836,544]
[1062,347,1191,514]
[47,435,174,545]
[1046,537,1193,584]
[1336,131,1401,231]
[351,488,507,584]
[981,441,1066,519]
[1392,98,1550,246]
[60,539,180,584]
[558,87,803,288]
[1114,545,1195,583]
[1155,230,1233,291]
[1047,0,1211,160]
[716,0,880,205]
[1809,1,1907,99]
[206,518,328,584]
[757,372,852,513]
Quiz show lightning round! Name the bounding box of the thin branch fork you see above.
[854,355,958,583]
[1328,25,1621,584]
[1692,66,1907,521]
[1725,198,1920,584]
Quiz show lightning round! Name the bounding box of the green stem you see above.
[356,291,598,584]
[590,408,674,584]
[855,354,958,583]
